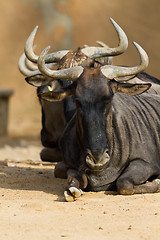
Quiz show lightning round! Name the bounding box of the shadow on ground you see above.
[0,158,66,202]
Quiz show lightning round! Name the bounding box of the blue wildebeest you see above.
[18,18,129,162]
[19,19,160,165]
[33,40,160,201]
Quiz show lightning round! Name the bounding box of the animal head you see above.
[36,41,150,170]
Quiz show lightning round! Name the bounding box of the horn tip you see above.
[109,18,120,30]
[40,45,51,57]
[46,45,51,51]
[32,25,39,34]
[132,41,149,63]
[132,41,141,50]
[109,17,115,24]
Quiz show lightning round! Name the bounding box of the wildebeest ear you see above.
[111,80,151,96]
[38,83,76,102]
[25,74,53,87]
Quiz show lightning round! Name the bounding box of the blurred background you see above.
[0,0,159,138]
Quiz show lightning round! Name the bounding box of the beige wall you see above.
[0,0,159,136]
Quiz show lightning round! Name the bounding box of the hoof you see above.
[154,179,160,184]
[69,187,83,198]
[154,179,160,192]
[64,190,75,202]
[64,187,83,202]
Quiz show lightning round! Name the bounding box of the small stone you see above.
[99,226,103,230]
[128,225,132,230]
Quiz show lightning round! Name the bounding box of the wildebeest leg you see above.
[116,160,160,195]
[40,147,63,162]
[64,169,88,202]
[54,161,68,179]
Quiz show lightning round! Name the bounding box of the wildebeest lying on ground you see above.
[19,18,160,165]
[32,40,160,202]
[18,18,128,162]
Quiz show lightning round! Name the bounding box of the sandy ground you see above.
[0,1,160,239]
[0,136,159,240]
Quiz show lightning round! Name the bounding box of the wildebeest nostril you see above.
[87,149,109,162]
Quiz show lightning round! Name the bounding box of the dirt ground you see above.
[0,136,159,240]
[0,1,160,239]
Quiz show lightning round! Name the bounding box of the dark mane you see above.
[137,72,160,85]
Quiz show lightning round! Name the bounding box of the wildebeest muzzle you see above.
[85,149,110,171]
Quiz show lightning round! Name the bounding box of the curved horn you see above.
[24,26,69,63]
[81,18,128,59]
[25,58,38,71]
[38,46,84,81]
[24,26,39,63]
[25,44,38,70]
[18,53,41,76]
[18,52,57,76]
[101,42,149,79]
